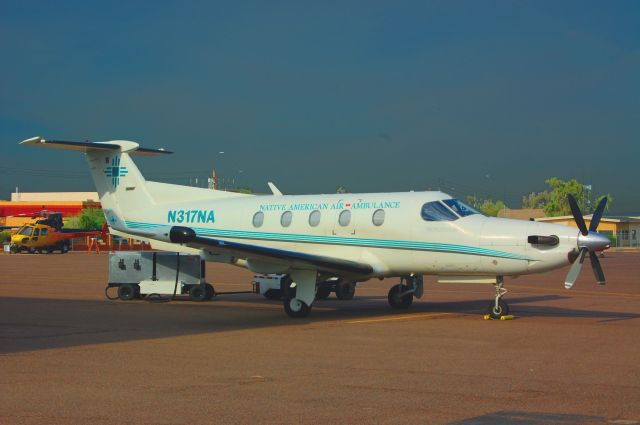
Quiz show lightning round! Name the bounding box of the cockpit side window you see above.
[421,202,458,221]
[18,226,33,236]
[442,199,482,217]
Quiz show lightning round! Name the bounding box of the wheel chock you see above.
[483,314,516,321]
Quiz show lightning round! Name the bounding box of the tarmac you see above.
[1,251,639,424]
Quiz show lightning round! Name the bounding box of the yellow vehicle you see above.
[9,212,101,254]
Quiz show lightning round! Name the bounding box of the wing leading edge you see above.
[169,226,374,276]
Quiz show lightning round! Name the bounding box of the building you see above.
[498,208,546,220]
[0,192,101,227]
[536,215,640,248]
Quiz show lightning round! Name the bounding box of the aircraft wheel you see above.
[488,299,509,319]
[335,280,355,300]
[388,284,413,309]
[60,244,69,254]
[205,284,216,300]
[190,285,207,301]
[316,285,332,300]
[118,284,137,301]
[264,289,282,300]
[284,298,311,318]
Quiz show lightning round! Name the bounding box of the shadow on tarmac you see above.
[2,293,638,354]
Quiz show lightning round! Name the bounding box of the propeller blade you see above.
[565,248,587,289]
[589,251,606,285]
[589,197,608,232]
[567,194,588,236]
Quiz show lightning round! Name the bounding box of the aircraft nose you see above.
[577,231,611,251]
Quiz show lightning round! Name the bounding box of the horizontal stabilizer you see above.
[20,137,173,156]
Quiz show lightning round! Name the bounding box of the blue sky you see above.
[1,1,638,213]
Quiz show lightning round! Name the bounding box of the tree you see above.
[65,208,105,229]
[336,186,348,194]
[522,178,612,217]
[235,187,254,194]
[466,195,507,217]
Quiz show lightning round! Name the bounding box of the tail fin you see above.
[21,137,249,219]
[21,137,171,221]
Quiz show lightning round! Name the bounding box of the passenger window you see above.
[41,228,48,236]
[252,211,264,227]
[34,228,40,236]
[309,210,321,227]
[281,211,292,227]
[421,202,458,221]
[338,210,351,227]
[372,209,385,226]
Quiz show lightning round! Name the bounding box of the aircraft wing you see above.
[169,226,374,276]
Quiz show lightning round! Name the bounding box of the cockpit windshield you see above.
[421,202,458,221]
[442,199,481,217]
[17,226,33,236]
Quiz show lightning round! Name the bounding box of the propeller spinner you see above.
[564,194,610,289]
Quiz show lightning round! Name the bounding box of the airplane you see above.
[8,210,102,254]
[20,136,611,318]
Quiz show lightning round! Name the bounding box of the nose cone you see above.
[578,231,611,251]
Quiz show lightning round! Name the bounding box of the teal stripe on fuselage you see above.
[123,220,531,260]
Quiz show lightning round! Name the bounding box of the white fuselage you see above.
[114,191,580,279]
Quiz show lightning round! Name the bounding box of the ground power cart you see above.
[107,252,214,301]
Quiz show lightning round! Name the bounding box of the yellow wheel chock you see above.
[483,314,516,320]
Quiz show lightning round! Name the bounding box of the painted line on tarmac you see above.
[514,285,640,299]
[346,312,452,324]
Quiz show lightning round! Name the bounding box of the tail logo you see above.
[104,156,129,188]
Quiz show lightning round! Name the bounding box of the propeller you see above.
[564,195,610,289]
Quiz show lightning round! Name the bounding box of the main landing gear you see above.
[282,270,317,318]
[488,277,509,319]
[387,275,424,309]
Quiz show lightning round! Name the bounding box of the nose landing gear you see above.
[488,277,509,319]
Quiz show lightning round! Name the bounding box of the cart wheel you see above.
[335,280,356,300]
[118,284,136,301]
[316,285,332,300]
[205,284,215,300]
[264,289,282,300]
[190,285,207,301]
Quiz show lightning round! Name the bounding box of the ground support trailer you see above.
[107,251,214,301]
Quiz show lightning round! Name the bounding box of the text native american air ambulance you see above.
[21,137,612,318]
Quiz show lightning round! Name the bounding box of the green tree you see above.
[336,186,348,194]
[235,187,254,194]
[522,178,612,217]
[65,208,105,229]
[466,195,507,217]
[0,230,11,243]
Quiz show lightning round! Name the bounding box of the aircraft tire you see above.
[316,285,332,300]
[284,298,311,318]
[488,299,509,319]
[335,281,356,300]
[118,284,137,301]
[388,284,413,309]
[190,285,207,302]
